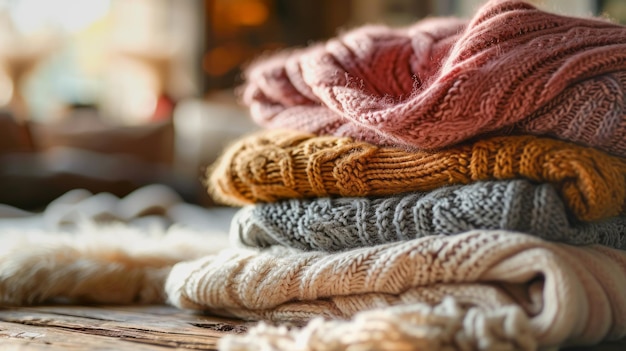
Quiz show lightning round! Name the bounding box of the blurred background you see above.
[0,0,624,210]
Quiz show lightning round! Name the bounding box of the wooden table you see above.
[0,305,624,350]
[0,305,252,350]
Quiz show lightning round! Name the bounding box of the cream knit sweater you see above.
[2,224,623,350]
[166,230,626,350]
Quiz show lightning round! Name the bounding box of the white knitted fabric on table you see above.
[221,297,535,351]
[0,222,230,305]
[166,230,626,351]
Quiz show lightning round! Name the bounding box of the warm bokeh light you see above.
[0,0,110,34]
[229,0,269,26]
[202,44,247,77]
[0,69,12,106]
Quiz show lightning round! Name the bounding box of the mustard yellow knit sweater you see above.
[207,130,626,222]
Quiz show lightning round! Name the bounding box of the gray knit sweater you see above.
[230,180,626,251]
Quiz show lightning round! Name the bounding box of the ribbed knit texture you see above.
[207,129,626,222]
[241,0,626,156]
[231,180,626,252]
[166,230,626,350]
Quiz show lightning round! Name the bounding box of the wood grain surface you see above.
[0,305,252,350]
[0,304,624,350]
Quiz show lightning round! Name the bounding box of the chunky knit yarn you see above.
[207,129,626,221]
[241,0,626,156]
[231,180,626,252]
[221,297,536,351]
[166,230,626,350]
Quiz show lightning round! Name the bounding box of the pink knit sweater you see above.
[241,0,626,156]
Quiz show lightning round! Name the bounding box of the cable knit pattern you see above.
[166,230,626,349]
[207,129,626,221]
[230,180,626,251]
[241,0,626,156]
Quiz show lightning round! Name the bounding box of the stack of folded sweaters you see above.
[166,1,626,350]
